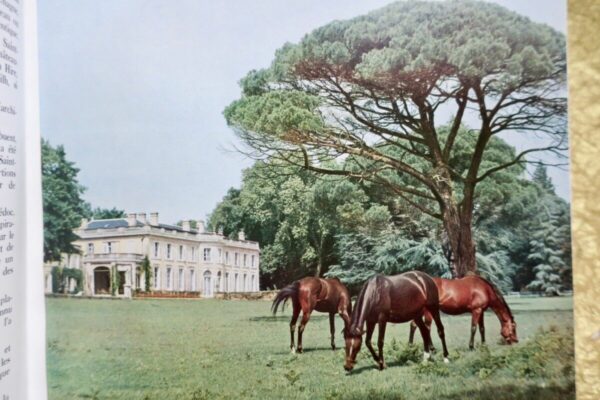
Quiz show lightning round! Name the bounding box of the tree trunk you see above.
[441,197,477,278]
[314,260,322,277]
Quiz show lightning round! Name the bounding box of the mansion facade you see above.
[44,212,260,298]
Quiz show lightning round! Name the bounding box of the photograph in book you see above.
[38,1,574,399]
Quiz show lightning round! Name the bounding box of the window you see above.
[225,251,229,265]
[234,253,239,266]
[190,247,196,261]
[104,242,114,254]
[251,255,255,268]
[218,249,222,262]
[135,268,141,289]
[154,267,160,290]
[179,245,184,260]
[166,244,172,259]
[225,272,229,292]
[153,242,160,258]
[190,269,196,291]
[87,243,94,255]
[203,248,211,262]
[243,254,247,267]
[178,268,184,291]
[234,273,238,291]
[166,267,172,290]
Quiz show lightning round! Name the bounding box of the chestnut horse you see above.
[272,277,352,353]
[408,275,518,350]
[343,271,449,372]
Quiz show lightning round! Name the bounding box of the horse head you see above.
[501,319,518,344]
[343,330,363,372]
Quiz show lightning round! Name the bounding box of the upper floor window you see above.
[153,242,160,258]
[190,247,196,261]
[234,253,239,267]
[179,245,184,260]
[218,249,222,263]
[243,254,247,267]
[166,244,172,259]
[104,242,114,254]
[225,251,229,265]
[87,243,94,255]
[251,255,255,268]
[203,248,211,262]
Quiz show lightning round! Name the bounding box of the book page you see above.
[0,0,25,397]
[0,0,45,398]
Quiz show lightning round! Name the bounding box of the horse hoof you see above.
[379,363,387,370]
[444,357,450,364]
[469,346,475,351]
[291,348,296,354]
[297,348,303,354]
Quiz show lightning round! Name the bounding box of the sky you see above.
[38,0,568,224]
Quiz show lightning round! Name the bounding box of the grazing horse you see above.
[408,275,518,350]
[272,277,352,353]
[343,271,449,372]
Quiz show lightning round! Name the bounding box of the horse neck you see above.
[350,279,377,332]
[489,297,512,325]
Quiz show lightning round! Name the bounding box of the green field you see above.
[46,296,575,400]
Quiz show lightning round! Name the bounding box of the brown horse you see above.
[409,275,518,350]
[343,271,449,372]
[272,277,352,353]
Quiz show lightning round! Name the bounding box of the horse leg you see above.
[364,320,378,363]
[414,317,433,363]
[297,310,312,354]
[429,308,449,363]
[289,304,300,353]
[329,312,336,350]
[409,321,417,344]
[423,310,436,353]
[469,308,483,350]
[377,320,387,370]
[478,312,486,345]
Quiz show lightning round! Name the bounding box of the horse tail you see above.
[479,276,514,322]
[349,275,385,336]
[271,281,300,315]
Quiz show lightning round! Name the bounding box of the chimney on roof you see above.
[238,229,245,241]
[126,213,137,227]
[79,218,88,229]
[137,213,147,225]
[182,220,191,232]
[196,220,205,233]
[149,212,159,226]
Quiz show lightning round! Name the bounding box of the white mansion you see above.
[44,212,260,298]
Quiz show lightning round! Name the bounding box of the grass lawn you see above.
[46,296,574,400]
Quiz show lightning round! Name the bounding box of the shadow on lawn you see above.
[334,382,574,400]
[271,346,338,355]
[249,315,328,322]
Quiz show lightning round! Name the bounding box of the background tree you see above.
[85,206,126,220]
[208,159,386,287]
[224,1,567,276]
[42,139,88,262]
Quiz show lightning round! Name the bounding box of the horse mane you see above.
[348,275,385,336]
[479,276,514,322]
